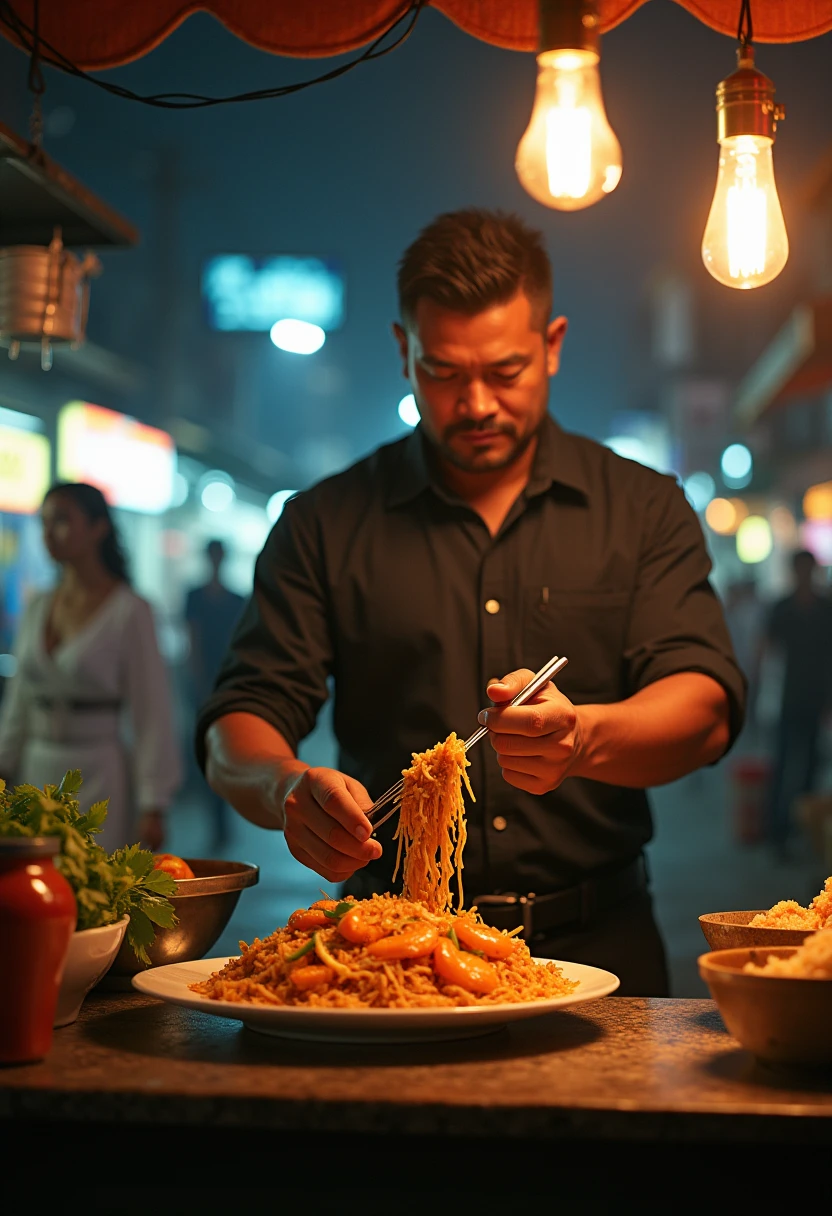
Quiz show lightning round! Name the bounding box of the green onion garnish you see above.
[285,933,317,962]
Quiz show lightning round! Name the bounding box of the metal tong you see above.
[367,653,569,834]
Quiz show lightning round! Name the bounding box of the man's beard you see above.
[437,418,539,473]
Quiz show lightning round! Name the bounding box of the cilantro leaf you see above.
[58,769,83,796]
[143,868,177,897]
[0,770,177,961]
[126,907,155,966]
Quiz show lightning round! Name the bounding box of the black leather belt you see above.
[472,855,648,941]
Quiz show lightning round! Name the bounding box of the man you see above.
[759,549,832,858]
[198,209,745,995]
[185,539,244,850]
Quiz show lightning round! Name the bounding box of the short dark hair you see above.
[792,548,816,569]
[397,208,553,331]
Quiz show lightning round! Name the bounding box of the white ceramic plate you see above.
[133,956,620,1043]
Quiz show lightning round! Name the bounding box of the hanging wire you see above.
[25,0,45,147]
[0,0,426,110]
[737,0,754,53]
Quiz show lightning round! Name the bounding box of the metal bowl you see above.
[104,859,259,985]
[698,911,816,951]
[699,946,832,1066]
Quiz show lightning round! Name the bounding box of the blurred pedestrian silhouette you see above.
[0,483,181,851]
[185,539,244,851]
[758,549,832,859]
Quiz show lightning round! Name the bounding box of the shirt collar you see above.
[386,426,434,508]
[386,414,590,509]
[526,415,591,499]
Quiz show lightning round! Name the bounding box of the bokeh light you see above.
[705,497,737,534]
[736,515,772,563]
[683,471,715,512]
[170,471,189,508]
[720,443,753,489]
[803,482,832,522]
[199,472,236,512]
[398,393,420,427]
[267,489,298,523]
[270,318,326,355]
[769,504,798,544]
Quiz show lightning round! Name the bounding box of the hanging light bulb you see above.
[515,0,622,211]
[701,6,787,290]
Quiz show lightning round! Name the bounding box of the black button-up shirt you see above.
[197,416,745,897]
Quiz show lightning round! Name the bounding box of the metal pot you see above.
[0,226,101,369]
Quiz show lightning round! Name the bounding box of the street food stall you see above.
[2,3,832,1201]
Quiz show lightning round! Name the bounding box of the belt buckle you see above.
[472,892,536,940]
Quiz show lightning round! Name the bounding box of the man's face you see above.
[393,291,567,474]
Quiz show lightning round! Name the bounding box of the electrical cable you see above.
[0,0,426,110]
[737,0,754,51]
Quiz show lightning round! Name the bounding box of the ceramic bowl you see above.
[104,859,259,985]
[698,946,832,1066]
[698,911,816,951]
[55,915,130,1026]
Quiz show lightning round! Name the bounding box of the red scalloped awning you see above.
[5,0,832,70]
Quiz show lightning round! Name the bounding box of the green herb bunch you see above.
[0,769,177,964]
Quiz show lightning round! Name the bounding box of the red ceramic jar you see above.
[0,837,77,1065]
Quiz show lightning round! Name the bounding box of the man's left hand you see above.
[479,669,583,794]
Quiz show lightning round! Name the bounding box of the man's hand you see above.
[282,766,383,883]
[480,669,582,794]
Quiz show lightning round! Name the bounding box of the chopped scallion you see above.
[285,933,317,963]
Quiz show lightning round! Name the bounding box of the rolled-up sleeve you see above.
[623,475,747,743]
[195,494,332,770]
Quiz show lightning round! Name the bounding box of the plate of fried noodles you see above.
[133,733,620,1041]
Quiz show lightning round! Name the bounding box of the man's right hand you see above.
[281,766,382,883]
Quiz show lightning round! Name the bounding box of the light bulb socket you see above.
[715,45,785,142]
[538,0,600,55]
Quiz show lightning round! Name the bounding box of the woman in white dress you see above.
[0,483,181,852]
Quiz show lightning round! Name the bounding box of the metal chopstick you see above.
[368,654,568,834]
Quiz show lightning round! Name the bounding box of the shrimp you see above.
[289,964,334,990]
[454,919,517,960]
[367,922,440,960]
[433,937,498,994]
[287,908,332,932]
[310,899,340,911]
[337,906,386,945]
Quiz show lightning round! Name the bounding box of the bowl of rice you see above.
[698,930,832,1066]
[698,876,832,951]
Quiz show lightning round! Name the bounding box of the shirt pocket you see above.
[523,587,630,700]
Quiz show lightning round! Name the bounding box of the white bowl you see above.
[54,916,130,1027]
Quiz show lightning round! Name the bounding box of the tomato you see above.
[152,853,195,880]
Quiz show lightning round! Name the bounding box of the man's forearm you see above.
[204,712,308,830]
[572,672,731,788]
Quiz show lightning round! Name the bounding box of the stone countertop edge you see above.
[1,993,831,1143]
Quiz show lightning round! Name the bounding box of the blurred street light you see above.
[270,318,325,354]
[267,489,297,523]
[200,471,235,512]
[398,393,420,427]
